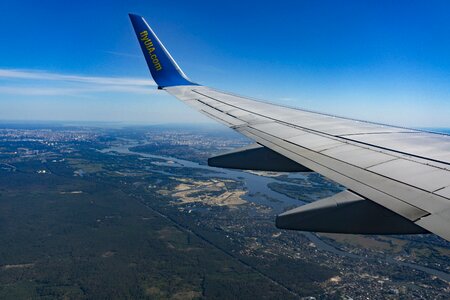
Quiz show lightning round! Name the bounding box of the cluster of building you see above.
[0,128,100,142]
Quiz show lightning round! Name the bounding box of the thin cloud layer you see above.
[0,68,157,96]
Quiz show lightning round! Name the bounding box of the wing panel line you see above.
[191,89,450,168]
[245,125,450,208]
[238,126,430,221]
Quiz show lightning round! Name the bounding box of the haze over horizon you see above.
[0,0,449,127]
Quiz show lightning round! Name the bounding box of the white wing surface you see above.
[129,14,450,242]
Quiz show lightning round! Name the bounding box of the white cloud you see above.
[0,68,158,96]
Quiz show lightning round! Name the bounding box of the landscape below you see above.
[0,123,448,299]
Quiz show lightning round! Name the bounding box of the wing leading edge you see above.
[129,14,450,242]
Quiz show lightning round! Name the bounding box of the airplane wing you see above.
[129,14,450,242]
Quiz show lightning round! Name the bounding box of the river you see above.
[102,143,314,212]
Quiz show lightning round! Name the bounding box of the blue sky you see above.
[0,0,449,127]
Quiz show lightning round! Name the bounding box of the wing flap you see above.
[416,211,450,241]
[343,132,450,165]
[320,144,396,168]
[367,159,450,192]
[436,186,450,198]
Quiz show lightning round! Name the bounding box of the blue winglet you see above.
[129,14,197,88]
